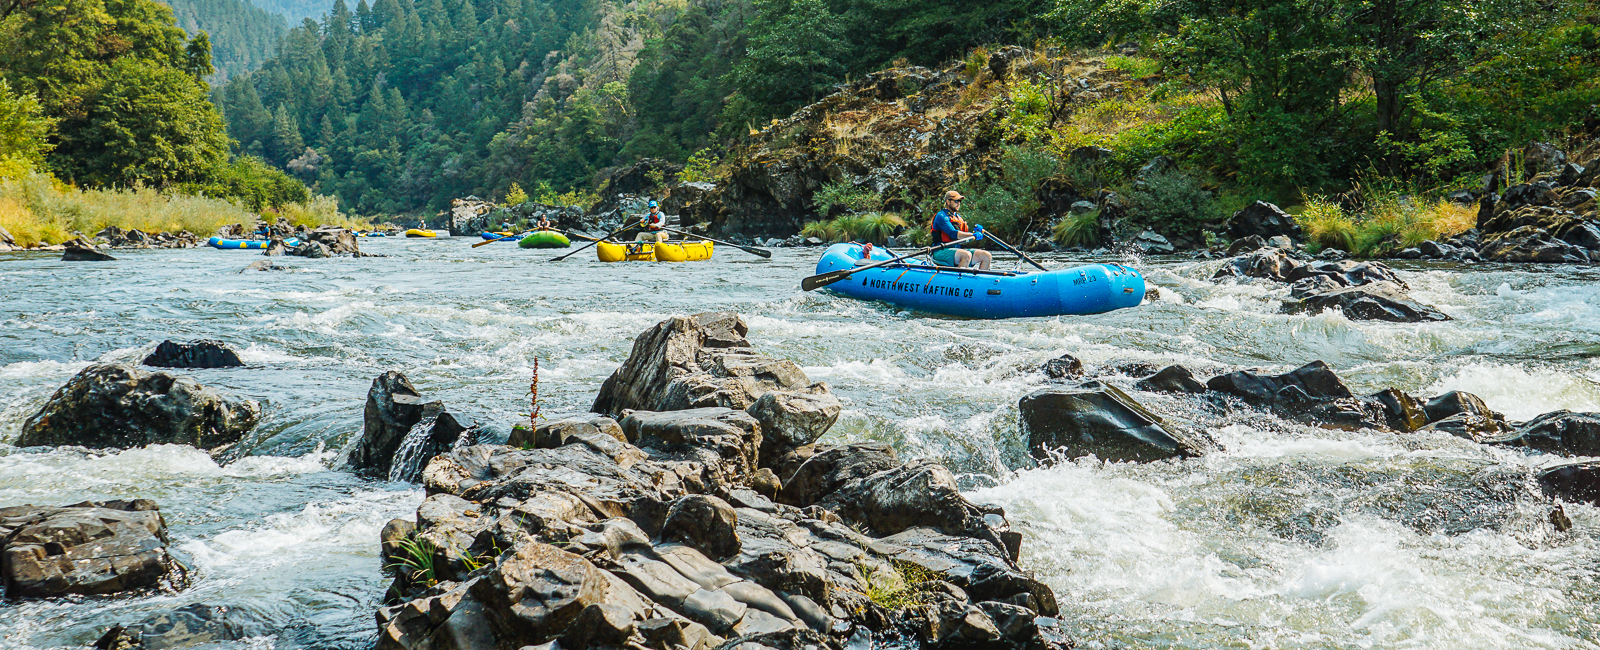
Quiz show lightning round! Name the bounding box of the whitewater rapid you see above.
[2,240,1599,648]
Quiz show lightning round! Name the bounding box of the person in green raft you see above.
[929,190,992,269]
[636,200,667,243]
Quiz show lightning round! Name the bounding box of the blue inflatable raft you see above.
[814,243,1145,318]
[207,236,301,250]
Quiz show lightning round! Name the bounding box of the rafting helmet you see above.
[648,200,659,208]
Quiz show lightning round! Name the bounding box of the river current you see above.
[3,238,1600,649]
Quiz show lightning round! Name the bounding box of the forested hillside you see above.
[165,0,288,80]
[216,0,1044,214]
[250,0,336,21]
[215,0,1599,231]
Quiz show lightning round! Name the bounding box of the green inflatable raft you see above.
[518,230,571,249]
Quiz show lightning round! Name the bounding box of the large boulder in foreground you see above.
[591,313,839,458]
[348,371,439,478]
[93,603,265,650]
[1538,461,1600,505]
[1019,381,1215,462]
[1,500,188,598]
[16,364,260,451]
[140,340,244,369]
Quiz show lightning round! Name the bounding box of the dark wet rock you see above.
[1296,397,1393,431]
[819,459,998,544]
[779,443,898,507]
[1480,226,1592,263]
[1226,201,1301,241]
[1134,365,1207,393]
[1495,181,1561,213]
[876,527,1058,616]
[1280,282,1452,322]
[261,238,288,256]
[1370,388,1429,432]
[93,603,264,650]
[239,260,287,272]
[1418,413,1510,442]
[1538,462,1600,505]
[1207,361,1352,405]
[1040,353,1085,380]
[621,407,763,476]
[1227,235,1268,255]
[387,409,480,483]
[745,387,842,464]
[0,499,188,598]
[287,240,331,258]
[15,363,260,450]
[508,415,626,451]
[1019,380,1215,462]
[141,340,244,369]
[662,495,741,560]
[1423,391,1500,423]
[349,371,443,479]
[62,242,116,261]
[1492,411,1600,456]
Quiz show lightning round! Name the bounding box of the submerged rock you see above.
[1538,461,1600,505]
[1493,411,1600,456]
[1134,365,1207,393]
[0,499,188,598]
[1019,380,1215,462]
[93,603,264,650]
[141,340,244,369]
[1280,282,1451,322]
[1040,353,1085,380]
[62,243,116,261]
[1206,361,1352,405]
[16,364,260,451]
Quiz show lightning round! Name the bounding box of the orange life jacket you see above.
[930,210,967,244]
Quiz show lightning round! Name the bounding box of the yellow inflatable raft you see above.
[405,229,438,238]
[597,240,713,262]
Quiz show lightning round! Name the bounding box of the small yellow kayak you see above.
[597,240,713,262]
[405,229,438,238]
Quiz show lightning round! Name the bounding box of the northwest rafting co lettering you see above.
[863,277,974,298]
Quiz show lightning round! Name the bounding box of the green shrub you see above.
[678,148,728,183]
[1105,55,1161,80]
[1296,198,1356,252]
[955,145,1063,240]
[811,181,883,215]
[1127,168,1221,233]
[505,182,528,206]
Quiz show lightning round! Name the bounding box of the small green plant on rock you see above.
[855,559,940,610]
[387,535,440,588]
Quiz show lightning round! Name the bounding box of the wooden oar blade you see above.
[801,269,853,291]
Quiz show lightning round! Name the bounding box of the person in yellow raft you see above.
[636,200,667,243]
[929,190,992,269]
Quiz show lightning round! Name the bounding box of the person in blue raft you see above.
[929,190,992,270]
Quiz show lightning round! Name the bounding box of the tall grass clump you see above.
[1296,193,1478,256]
[269,195,368,230]
[1051,211,1100,246]
[811,181,883,215]
[800,212,907,243]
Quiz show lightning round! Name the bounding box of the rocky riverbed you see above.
[5,238,1600,649]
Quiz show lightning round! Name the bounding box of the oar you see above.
[556,228,601,242]
[470,232,522,248]
[801,237,975,291]
[980,231,1048,272]
[549,220,642,262]
[656,226,771,258]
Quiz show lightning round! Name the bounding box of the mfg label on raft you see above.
[864,277,974,298]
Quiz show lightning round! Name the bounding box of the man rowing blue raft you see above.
[804,189,1145,319]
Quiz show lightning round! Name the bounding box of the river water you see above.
[2,238,1599,649]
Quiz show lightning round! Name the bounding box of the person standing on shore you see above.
[929,190,991,269]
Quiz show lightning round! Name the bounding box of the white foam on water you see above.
[971,457,1600,649]
[803,358,909,384]
[1423,363,1600,421]
[0,445,335,503]
[235,342,298,363]
[0,359,91,379]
